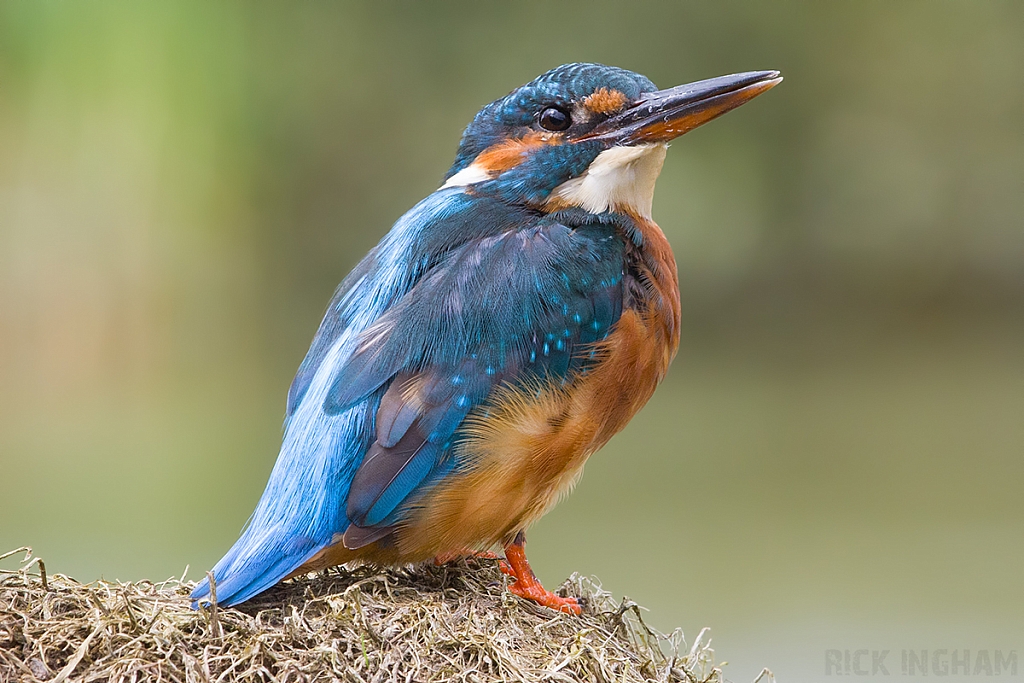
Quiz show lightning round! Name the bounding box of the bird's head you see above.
[444,63,781,219]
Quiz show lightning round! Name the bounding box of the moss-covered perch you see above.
[1,547,732,683]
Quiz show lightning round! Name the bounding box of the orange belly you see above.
[392,300,678,559]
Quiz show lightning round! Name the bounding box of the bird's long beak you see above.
[585,70,782,145]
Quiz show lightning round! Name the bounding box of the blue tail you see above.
[191,397,374,607]
[190,189,481,607]
[189,523,323,608]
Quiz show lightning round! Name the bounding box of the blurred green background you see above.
[2,2,1022,680]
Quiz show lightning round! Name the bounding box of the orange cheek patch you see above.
[473,130,559,174]
[584,88,629,115]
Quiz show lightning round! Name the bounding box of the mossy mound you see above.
[0,547,725,682]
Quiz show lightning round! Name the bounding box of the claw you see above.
[502,533,581,615]
[507,578,581,614]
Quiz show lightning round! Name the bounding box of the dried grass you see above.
[1,547,728,683]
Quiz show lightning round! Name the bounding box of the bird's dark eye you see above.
[538,106,571,131]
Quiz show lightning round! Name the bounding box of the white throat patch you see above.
[549,143,667,219]
[441,163,491,189]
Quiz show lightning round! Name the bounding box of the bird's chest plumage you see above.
[393,215,680,558]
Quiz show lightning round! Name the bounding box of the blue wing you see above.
[333,218,626,547]
[190,188,625,607]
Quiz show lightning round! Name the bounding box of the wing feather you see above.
[336,219,627,545]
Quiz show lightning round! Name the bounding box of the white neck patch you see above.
[441,162,492,189]
[549,143,667,219]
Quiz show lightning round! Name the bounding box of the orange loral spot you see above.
[583,87,629,115]
[473,130,558,174]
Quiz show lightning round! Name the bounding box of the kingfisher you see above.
[191,63,780,614]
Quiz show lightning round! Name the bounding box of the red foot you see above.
[503,535,580,615]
